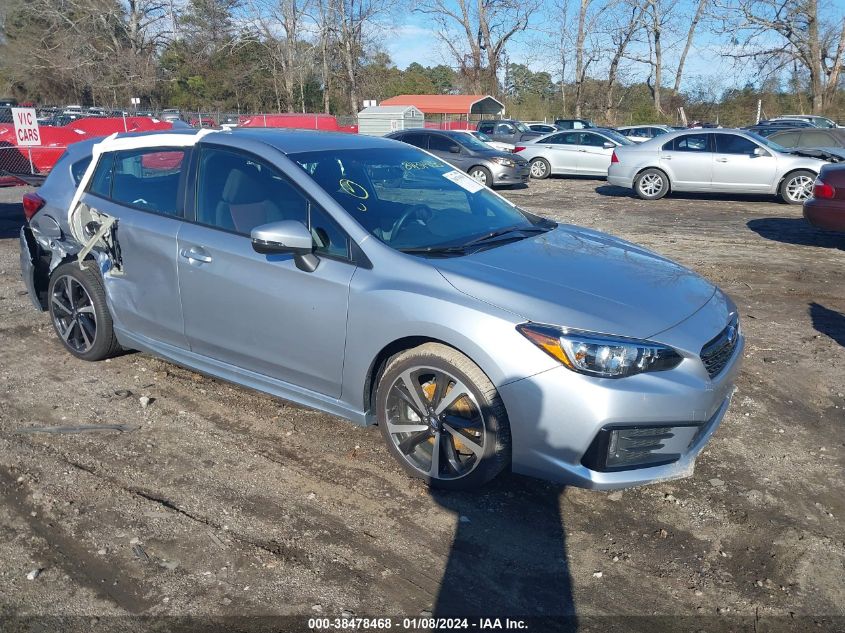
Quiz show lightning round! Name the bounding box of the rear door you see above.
[712,133,777,192]
[80,147,189,349]
[176,145,355,398]
[576,132,614,175]
[659,133,712,190]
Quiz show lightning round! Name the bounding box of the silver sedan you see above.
[607,128,829,204]
[21,129,742,490]
[516,128,635,179]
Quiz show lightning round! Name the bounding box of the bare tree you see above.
[715,0,845,112]
[603,0,645,122]
[673,0,708,93]
[417,0,540,95]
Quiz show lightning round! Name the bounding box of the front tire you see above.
[376,343,511,490]
[780,170,815,205]
[529,158,551,179]
[468,166,492,187]
[635,168,670,200]
[48,262,121,361]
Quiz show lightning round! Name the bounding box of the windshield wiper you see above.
[463,224,551,247]
[399,245,470,256]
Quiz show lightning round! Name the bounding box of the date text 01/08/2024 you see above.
[308,617,529,630]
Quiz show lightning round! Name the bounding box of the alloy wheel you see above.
[639,173,664,197]
[384,366,486,481]
[51,275,97,354]
[785,175,813,202]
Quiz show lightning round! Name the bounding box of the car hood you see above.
[434,225,717,340]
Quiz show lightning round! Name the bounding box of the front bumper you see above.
[498,310,744,490]
[491,163,530,185]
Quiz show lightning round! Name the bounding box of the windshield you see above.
[456,133,496,152]
[600,129,635,145]
[471,131,494,142]
[291,146,549,252]
[514,121,531,133]
[746,131,787,152]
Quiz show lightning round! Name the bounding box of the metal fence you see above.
[0,144,66,183]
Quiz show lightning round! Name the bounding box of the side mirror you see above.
[251,220,319,272]
[752,147,767,157]
[603,141,615,149]
[449,144,461,154]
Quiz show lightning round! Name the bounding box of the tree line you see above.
[0,0,842,123]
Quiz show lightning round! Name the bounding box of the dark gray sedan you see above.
[386,129,529,187]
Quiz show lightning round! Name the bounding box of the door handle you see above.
[578,148,587,152]
[180,246,213,263]
[716,158,728,163]
[662,155,672,160]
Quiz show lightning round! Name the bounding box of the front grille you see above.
[700,315,740,378]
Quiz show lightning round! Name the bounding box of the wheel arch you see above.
[634,165,672,193]
[777,168,817,194]
[363,335,495,423]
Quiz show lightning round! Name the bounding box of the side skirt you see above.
[115,328,368,426]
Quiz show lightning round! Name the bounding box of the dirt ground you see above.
[0,177,843,633]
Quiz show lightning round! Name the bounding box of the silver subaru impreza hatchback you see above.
[20,128,743,490]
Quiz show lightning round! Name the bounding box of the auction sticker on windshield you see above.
[443,169,485,193]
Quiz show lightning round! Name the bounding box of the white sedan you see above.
[515,128,635,179]
[616,124,674,143]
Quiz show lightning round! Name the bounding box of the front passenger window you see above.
[196,148,307,234]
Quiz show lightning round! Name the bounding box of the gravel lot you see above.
[0,178,843,633]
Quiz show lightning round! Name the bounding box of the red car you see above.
[804,163,845,231]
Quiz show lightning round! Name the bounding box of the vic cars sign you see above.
[11,108,41,146]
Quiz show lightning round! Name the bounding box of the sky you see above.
[381,1,763,97]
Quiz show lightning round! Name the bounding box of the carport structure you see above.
[379,94,505,130]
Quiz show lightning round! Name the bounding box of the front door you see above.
[576,132,614,175]
[544,132,581,173]
[711,133,778,192]
[177,146,355,398]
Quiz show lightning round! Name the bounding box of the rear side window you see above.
[772,131,800,146]
[547,132,579,145]
[110,149,186,215]
[800,131,834,146]
[399,133,428,149]
[668,134,710,152]
[88,149,186,216]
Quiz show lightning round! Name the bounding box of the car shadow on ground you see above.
[0,200,24,239]
[428,380,577,632]
[595,184,775,204]
[746,217,845,250]
[809,302,845,347]
[430,478,577,631]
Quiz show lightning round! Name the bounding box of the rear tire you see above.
[529,158,551,179]
[634,168,670,200]
[468,166,492,187]
[376,343,511,490]
[780,170,815,205]
[47,262,121,361]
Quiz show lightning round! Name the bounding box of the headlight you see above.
[517,323,683,378]
[490,156,516,167]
